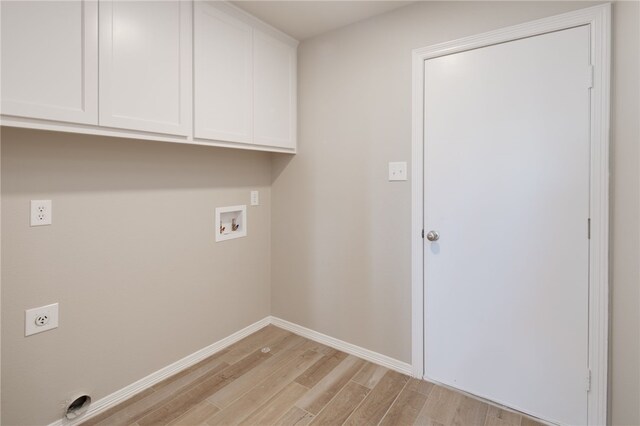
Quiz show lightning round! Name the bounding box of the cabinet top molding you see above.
[209,1,300,47]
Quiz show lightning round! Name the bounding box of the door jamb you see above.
[410,4,611,425]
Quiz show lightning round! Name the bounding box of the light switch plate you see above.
[388,162,407,181]
[250,190,259,206]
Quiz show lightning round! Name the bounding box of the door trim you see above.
[410,4,610,425]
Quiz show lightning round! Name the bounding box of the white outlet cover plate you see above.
[30,199,52,226]
[25,303,59,336]
[388,162,408,181]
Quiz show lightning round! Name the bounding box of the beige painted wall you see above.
[610,1,640,423]
[1,2,638,425]
[271,2,639,425]
[1,128,272,425]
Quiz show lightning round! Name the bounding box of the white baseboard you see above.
[49,315,413,425]
[269,316,414,376]
[49,316,271,426]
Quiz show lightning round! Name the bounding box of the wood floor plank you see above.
[239,382,309,426]
[451,396,489,426]
[379,386,429,426]
[274,406,315,426]
[297,339,336,356]
[485,406,522,426]
[351,361,389,390]
[405,378,435,396]
[151,349,231,392]
[414,385,463,426]
[294,349,348,388]
[79,327,542,426]
[205,350,323,425]
[168,401,220,426]
[412,418,445,426]
[295,355,366,415]
[485,415,522,426]
[207,333,306,408]
[521,416,546,426]
[91,360,230,426]
[309,381,369,426]
[136,349,272,426]
[343,370,409,426]
[217,325,289,365]
[80,388,155,426]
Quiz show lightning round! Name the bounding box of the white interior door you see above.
[424,26,591,425]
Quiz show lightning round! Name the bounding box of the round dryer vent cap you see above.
[65,395,91,420]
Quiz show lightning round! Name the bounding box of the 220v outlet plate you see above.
[25,303,59,336]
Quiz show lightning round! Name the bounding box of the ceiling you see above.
[231,1,414,41]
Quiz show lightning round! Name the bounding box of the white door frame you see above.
[410,4,610,425]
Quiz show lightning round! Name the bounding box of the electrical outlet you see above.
[25,303,59,336]
[250,191,259,206]
[30,200,52,226]
[34,314,50,326]
[388,162,408,181]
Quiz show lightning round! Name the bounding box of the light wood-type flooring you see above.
[81,325,545,426]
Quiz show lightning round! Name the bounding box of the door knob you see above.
[426,230,439,241]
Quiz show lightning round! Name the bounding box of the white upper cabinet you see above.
[194,3,297,150]
[194,3,252,144]
[253,30,296,149]
[1,1,296,152]
[0,0,98,124]
[99,1,191,136]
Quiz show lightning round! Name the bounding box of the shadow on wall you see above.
[270,150,294,184]
[1,127,272,194]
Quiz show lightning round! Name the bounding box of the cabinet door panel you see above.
[194,4,252,143]
[1,0,98,124]
[253,30,296,149]
[100,1,191,135]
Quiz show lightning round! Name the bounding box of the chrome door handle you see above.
[426,230,439,241]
